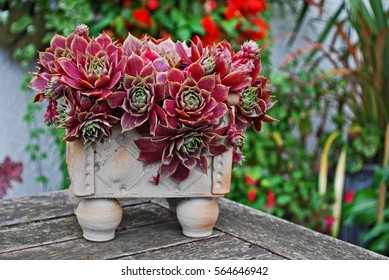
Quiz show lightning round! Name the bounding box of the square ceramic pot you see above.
[67,126,233,241]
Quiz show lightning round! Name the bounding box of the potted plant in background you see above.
[289,0,388,249]
[28,24,276,241]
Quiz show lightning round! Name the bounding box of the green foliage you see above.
[229,66,347,232]
[342,166,389,256]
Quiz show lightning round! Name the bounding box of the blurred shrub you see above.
[342,166,389,256]
[228,65,348,233]
[0,0,271,68]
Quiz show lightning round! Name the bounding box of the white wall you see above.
[0,48,62,198]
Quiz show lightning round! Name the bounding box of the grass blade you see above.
[305,2,345,64]
[377,123,389,223]
[332,146,347,238]
[288,1,310,46]
[319,131,340,197]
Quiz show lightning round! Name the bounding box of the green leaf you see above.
[368,233,389,255]
[346,150,364,174]
[276,195,292,206]
[36,175,49,185]
[10,15,33,34]
[220,19,239,38]
[176,28,191,41]
[288,1,310,46]
[342,189,378,226]
[361,223,389,244]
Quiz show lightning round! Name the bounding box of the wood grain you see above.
[125,235,285,260]
[215,198,387,260]
[1,191,387,260]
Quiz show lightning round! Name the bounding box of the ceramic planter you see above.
[67,126,233,242]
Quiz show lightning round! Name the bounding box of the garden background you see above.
[0,0,388,256]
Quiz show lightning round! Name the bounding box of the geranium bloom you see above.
[147,0,159,11]
[248,188,257,202]
[201,15,220,45]
[264,191,275,210]
[133,8,152,27]
[246,18,269,40]
[244,174,257,186]
[344,190,355,203]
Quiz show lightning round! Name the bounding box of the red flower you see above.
[133,8,152,27]
[201,16,220,44]
[325,216,335,233]
[224,1,242,19]
[224,0,267,19]
[264,191,275,210]
[244,174,257,186]
[248,189,256,202]
[147,0,159,11]
[241,0,267,15]
[246,18,269,40]
[344,190,355,203]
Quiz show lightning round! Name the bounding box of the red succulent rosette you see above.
[235,76,277,131]
[56,31,126,101]
[134,124,229,182]
[163,63,229,127]
[29,24,91,103]
[60,92,119,146]
[112,54,167,135]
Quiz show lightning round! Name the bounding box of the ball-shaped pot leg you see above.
[176,198,219,238]
[75,198,123,242]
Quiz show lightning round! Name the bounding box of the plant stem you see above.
[377,123,389,223]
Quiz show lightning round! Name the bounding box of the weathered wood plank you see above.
[215,198,388,260]
[0,221,223,260]
[0,190,150,227]
[0,202,173,254]
[125,235,282,260]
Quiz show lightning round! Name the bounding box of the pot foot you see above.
[75,198,123,242]
[176,198,219,238]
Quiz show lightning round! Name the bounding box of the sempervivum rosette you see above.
[118,54,167,135]
[28,25,277,184]
[59,92,119,146]
[134,125,228,183]
[235,76,277,131]
[57,31,126,101]
[29,24,90,103]
[163,63,229,127]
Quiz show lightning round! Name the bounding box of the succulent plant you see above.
[59,92,119,146]
[135,124,228,181]
[119,54,167,135]
[29,26,277,183]
[235,76,277,131]
[56,31,126,101]
[163,63,229,127]
[29,24,91,102]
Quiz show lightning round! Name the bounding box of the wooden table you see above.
[0,190,386,260]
